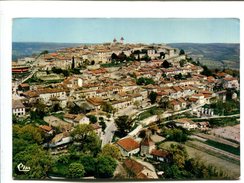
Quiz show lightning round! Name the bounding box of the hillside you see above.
[168,43,240,70]
[12,42,84,61]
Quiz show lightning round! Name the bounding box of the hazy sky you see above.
[13,18,240,44]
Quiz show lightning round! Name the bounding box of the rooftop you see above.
[117,137,140,152]
[12,100,25,109]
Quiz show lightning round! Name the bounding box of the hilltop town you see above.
[12,38,240,180]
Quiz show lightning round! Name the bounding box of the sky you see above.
[13,18,240,44]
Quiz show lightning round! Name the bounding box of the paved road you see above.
[101,120,117,147]
[128,105,204,136]
[191,113,240,120]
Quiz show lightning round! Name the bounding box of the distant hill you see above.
[12,42,85,61]
[167,43,240,70]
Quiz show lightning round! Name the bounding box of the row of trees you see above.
[111,52,152,63]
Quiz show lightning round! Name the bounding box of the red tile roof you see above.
[189,98,198,102]
[137,172,148,179]
[39,125,52,132]
[87,97,104,106]
[117,137,140,152]
[150,149,169,158]
[12,100,25,109]
[224,77,237,81]
[91,123,101,130]
[64,113,77,120]
[124,159,144,175]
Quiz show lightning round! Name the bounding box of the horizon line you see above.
[13,41,240,44]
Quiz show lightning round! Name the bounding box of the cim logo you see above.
[17,163,30,172]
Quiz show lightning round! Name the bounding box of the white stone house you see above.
[12,100,26,117]
[174,118,197,130]
[170,100,181,111]
[191,94,206,105]
[116,137,140,156]
[37,88,67,106]
[111,99,132,111]
[223,77,239,90]
[63,113,90,125]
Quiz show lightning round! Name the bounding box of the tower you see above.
[120,37,124,44]
[113,38,117,44]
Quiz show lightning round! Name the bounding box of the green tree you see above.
[51,67,63,74]
[179,49,185,55]
[91,60,95,65]
[101,102,114,113]
[180,59,186,67]
[99,117,106,132]
[13,144,53,179]
[114,115,133,136]
[163,128,188,142]
[159,52,166,59]
[80,155,96,176]
[136,77,145,85]
[136,77,155,85]
[70,105,82,114]
[12,114,18,124]
[167,144,188,168]
[52,103,62,112]
[117,52,127,62]
[163,164,182,179]
[111,53,118,61]
[161,60,171,68]
[148,91,158,104]
[95,156,117,178]
[201,65,213,76]
[62,69,70,77]
[100,144,122,160]
[159,96,169,110]
[87,115,97,123]
[70,124,101,155]
[30,101,47,120]
[57,154,70,164]
[142,54,151,62]
[127,53,136,61]
[67,163,85,178]
[174,73,183,80]
[40,50,49,58]
[133,101,140,109]
[13,124,44,145]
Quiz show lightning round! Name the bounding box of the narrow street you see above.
[101,120,117,147]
